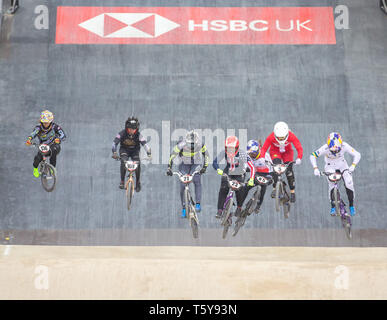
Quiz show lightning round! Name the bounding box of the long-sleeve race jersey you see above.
[260,131,303,159]
[28,123,66,145]
[168,140,209,167]
[112,130,150,154]
[213,150,255,178]
[248,152,272,173]
[310,142,361,168]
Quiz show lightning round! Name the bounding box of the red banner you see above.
[56,7,336,45]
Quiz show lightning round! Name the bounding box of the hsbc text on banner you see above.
[56,7,336,45]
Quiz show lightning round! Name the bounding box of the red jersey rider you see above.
[259,121,303,202]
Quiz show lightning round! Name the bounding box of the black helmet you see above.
[125,117,139,130]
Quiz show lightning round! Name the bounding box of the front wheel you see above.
[247,187,261,215]
[275,182,282,212]
[126,180,134,211]
[222,218,231,239]
[222,199,233,226]
[190,216,199,239]
[341,209,352,240]
[333,188,341,216]
[232,212,247,237]
[283,200,290,219]
[41,163,56,192]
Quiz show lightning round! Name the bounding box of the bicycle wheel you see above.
[333,188,341,216]
[245,199,254,215]
[41,163,56,192]
[247,187,261,215]
[232,211,247,237]
[188,194,199,238]
[190,213,199,239]
[283,200,290,219]
[275,182,282,212]
[222,217,231,239]
[222,199,233,226]
[341,213,352,240]
[126,180,133,211]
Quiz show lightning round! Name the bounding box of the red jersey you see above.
[260,131,303,162]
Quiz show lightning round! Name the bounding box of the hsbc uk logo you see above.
[56,7,337,44]
[79,13,312,38]
[78,13,180,38]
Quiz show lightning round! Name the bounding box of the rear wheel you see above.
[41,163,56,192]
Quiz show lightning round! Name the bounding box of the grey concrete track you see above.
[0,1,386,246]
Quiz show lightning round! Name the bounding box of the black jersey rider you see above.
[112,117,151,192]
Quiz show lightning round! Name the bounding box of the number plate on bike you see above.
[274,165,286,175]
[39,144,50,153]
[256,176,268,184]
[328,173,341,182]
[125,162,138,171]
[229,180,241,189]
[181,175,193,183]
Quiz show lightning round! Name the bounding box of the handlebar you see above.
[172,170,201,178]
[320,169,350,176]
[265,160,295,167]
[221,173,246,187]
[30,141,56,147]
[114,156,151,162]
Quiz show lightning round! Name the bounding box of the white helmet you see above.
[274,121,289,145]
[185,130,199,145]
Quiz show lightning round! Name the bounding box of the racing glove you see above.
[25,137,32,146]
[54,138,61,144]
[248,178,254,187]
[295,158,302,165]
[313,168,320,176]
[112,152,119,160]
[348,164,356,173]
[217,169,223,176]
[200,166,207,175]
[166,168,173,176]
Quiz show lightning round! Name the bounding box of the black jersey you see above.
[112,130,150,153]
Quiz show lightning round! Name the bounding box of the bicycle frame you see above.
[221,173,245,217]
[247,174,273,214]
[115,156,150,210]
[171,170,201,239]
[321,169,352,239]
[172,170,200,222]
[31,142,57,192]
[223,174,244,207]
[321,169,350,217]
[267,160,294,214]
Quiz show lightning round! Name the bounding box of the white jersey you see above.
[310,141,361,168]
[248,153,272,173]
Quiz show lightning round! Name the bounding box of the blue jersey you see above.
[28,123,66,144]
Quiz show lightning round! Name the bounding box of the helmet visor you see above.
[226,147,237,155]
[249,150,259,158]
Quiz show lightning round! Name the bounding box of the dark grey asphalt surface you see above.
[0,0,386,246]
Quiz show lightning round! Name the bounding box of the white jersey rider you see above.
[310,132,361,216]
